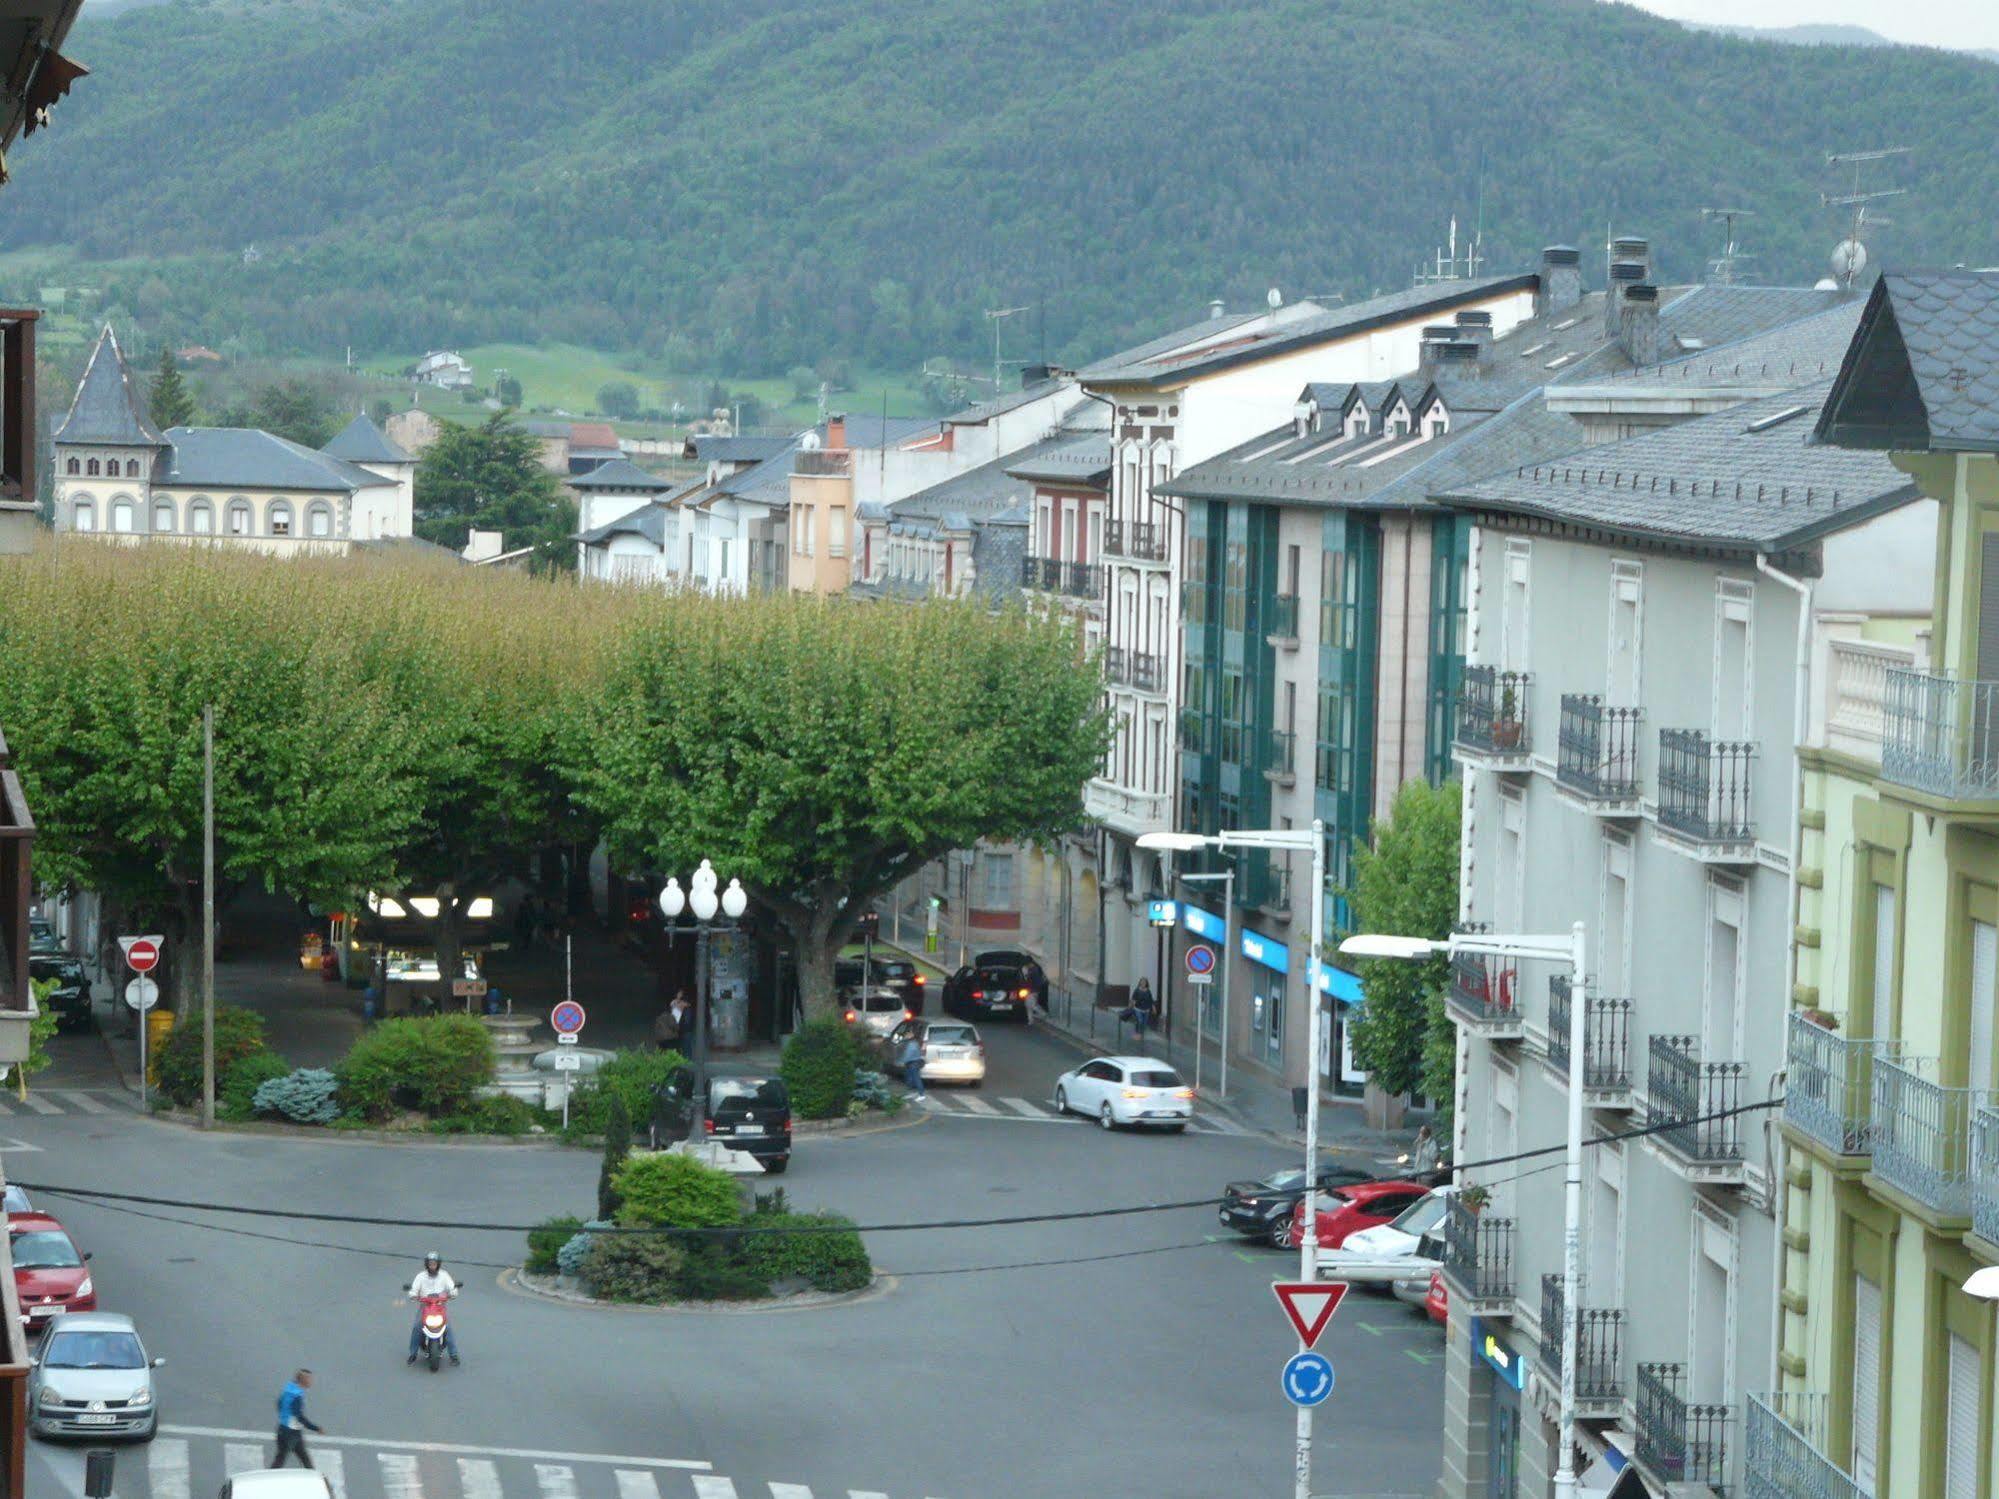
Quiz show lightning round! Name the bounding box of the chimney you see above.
[1538,245,1582,315]
[1619,284,1660,366]
[1418,328,1458,379]
[1436,341,1482,372]
[1605,260,1647,336]
[1612,236,1652,281]
[1454,309,1494,366]
[826,413,847,449]
[1209,298,1227,320]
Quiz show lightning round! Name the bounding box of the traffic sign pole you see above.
[119,937,165,1112]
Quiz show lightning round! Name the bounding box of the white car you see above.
[882,1019,987,1085]
[1315,1187,1453,1284]
[842,986,912,1040]
[1053,1056,1193,1131]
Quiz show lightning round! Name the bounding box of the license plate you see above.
[29,1305,59,1317]
[734,1124,765,1135]
[75,1414,116,1426]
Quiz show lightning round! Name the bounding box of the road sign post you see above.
[1272,1278,1348,1495]
[118,936,164,1111]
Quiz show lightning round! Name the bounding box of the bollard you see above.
[85,1449,115,1499]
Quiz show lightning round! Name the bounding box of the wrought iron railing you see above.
[1744,1391,1866,1499]
[1636,1363,1730,1490]
[1060,560,1102,600]
[1441,1194,1514,1302]
[1102,519,1125,558]
[1447,925,1517,1025]
[1456,665,1531,756]
[1882,667,1999,799]
[1131,651,1166,694]
[1659,728,1755,845]
[1871,1054,1990,1218]
[1975,1106,1999,1247]
[1128,521,1167,562]
[1103,645,1130,685]
[1785,1013,1892,1159]
[1648,1035,1744,1166]
[1548,976,1632,1091]
[1540,1274,1625,1404]
[1558,694,1643,800]
[1268,593,1300,641]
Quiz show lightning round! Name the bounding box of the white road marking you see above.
[1194,1113,1246,1135]
[148,1437,190,1499]
[0,1137,43,1151]
[910,1093,943,1110]
[17,1093,60,1115]
[224,1443,263,1476]
[0,1099,15,1117]
[998,1096,1047,1118]
[690,1478,738,1499]
[51,1090,111,1114]
[319,1447,348,1499]
[158,1425,713,1470]
[848,1491,891,1499]
[767,1486,813,1499]
[614,1471,660,1499]
[378,1451,424,1499]
[534,1465,579,1499]
[955,1095,1002,1116]
[458,1459,501,1499]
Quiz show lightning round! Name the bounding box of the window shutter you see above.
[1945,1333,1981,1499]
[1851,1277,1881,1489]
[1973,922,1997,1094]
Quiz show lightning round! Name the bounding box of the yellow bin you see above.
[145,1008,175,1085]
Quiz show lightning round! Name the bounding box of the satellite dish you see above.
[1267,287,1284,310]
[1814,278,1840,292]
[1830,237,1869,286]
[799,431,822,451]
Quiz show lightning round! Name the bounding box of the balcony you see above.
[1635,1363,1730,1493]
[1454,665,1532,771]
[1130,651,1166,695]
[1445,925,1522,1040]
[1974,1106,1999,1251]
[1546,976,1633,1108]
[1103,519,1167,563]
[1744,1391,1867,1499]
[1440,1194,1514,1315]
[1869,1053,1990,1222]
[1656,728,1757,862]
[1556,695,1643,814]
[1082,779,1171,838]
[1023,556,1103,602]
[794,448,850,477]
[1240,857,1291,919]
[1784,1012,1894,1161]
[1266,593,1300,649]
[1539,1274,1625,1417]
[1647,1035,1746,1183]
[1104,645,1130,685]
[1822,638,1914,763]
[1263,728,1297,788]
[1882,666,1999,802]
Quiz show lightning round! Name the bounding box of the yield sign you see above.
[1272,1280,1349,1349]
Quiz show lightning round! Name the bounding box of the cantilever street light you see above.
[1141,820,1324,1499]
[1340,923,1589,1499]
[658,861,750,1145]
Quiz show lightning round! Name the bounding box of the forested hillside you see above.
[5,0,1997,375]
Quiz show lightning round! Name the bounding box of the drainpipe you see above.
[1757,551,1813,1396]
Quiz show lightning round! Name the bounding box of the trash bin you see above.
[145,1009,175,1085]
[1291,1086,1309,1130]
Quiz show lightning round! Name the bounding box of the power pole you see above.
[200,704,216,1129]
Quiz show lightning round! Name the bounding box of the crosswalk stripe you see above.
[225,1442,263,1476]
[17,1093,60,1115]
[378,1452,424,1499]
[534,1465,578,1499]
[320,1447,348,1499]
[998,1096,1048,1118]
[910,1093,943,1111]
[848,1491,890,1499]
[614,1471,660,1499]
[458,1459,501,1499]
[148,1437,190,1499]
[956,1094,1002,1116]
[50,1090,111,1114]
[767,1486,812,1499]
[690,1478,738,1499]
[160,1425,713,1471]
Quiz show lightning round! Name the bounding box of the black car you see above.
[648,1067,792,1174]
[27,953,91,1031]
[943,965,1032,1020]
[834,955,926,1014]
[1219,1159,1376,1245]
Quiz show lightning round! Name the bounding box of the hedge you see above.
[780,1019,863,1119]
[738,1211,872,1293]
[156,1005,272,1107]
[611,1152,742,1230]
[252,1067,342,1125]
[577,1234,686,1302]
[526,1214,584,1274]
[563,1047,686,1139]
[220,1051,292,1121]
[335,1013,495,1119]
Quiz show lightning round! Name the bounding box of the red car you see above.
[1425,1269,1449,1325]
[8,1212,94,1334]
[1280,1178,1431,1250]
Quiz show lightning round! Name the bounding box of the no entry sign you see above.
[119,935,164,974]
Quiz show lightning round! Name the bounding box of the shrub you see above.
[781,1019,863,1119]
[563,1048,685,1139]
[739,1211,872,1293]
[252,1067,341,1125]
[156,1005,271,1107]
[578,1233,686,1302]
[598,1094,631,1219]
[429,1093,542,1135]
[671,1243,771,1302]
[851,1068,895,1111]
[556,1219,613,1277]
[612,1152,742,1230]
[336,1014,495,1119]
[221,1051,292,1121]
[526,1214,584,1274]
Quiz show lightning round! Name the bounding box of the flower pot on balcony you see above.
[1799,1007,1839,1031]
[1460,1183,1491,1215]
[1493,719,1524,750]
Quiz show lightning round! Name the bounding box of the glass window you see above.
[111,499,135,533]
[41,1330,145,1370]
[269,501,293,537]
[228,500,251,536]
[8,1230,81,1268]
[85,457,99,476]
[1267,985,1284,1061]
[190,498,214,535]
[65,457,78,475]
[153,499,174,532]
[73,499,96,532]
[1132,1069,1182,1088]
[308,503,333,539]
[127,459,141,478]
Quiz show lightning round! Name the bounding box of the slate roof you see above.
[1554,284,1846,382]
[158,428,393,493]
[1815,270,1999,453]
[892,437,1077,524]
[685,434,793,464]
[54,327,166,447]
[323,412,412,466]
[577,503,668,546]
[568,457,674,492]
[1584,301,1865,391]
[1437,384,1917,555]
[1005,433,1111,487]
[945,378,1073,426]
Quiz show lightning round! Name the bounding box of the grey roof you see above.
[1816,271,1999,453]
[944,378,1074,426]
[1437,384,1917,556]
[892,435,1082,523]
[322,412,411,466]
[158,428,392,493]
[1554,284,1847,382]
[1594,301,1864,390]
[567,457,674,492]
[685,434,793,464]
[1076,309,1266,383]
[705,416,941,510]
[54,327,166,448]
[578,503,668,547]
[1005,433,1111,487]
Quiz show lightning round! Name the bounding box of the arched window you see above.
[226,498,252,537]
[153,498,176,533]
[85,458,99,477]
[72,499,95,533]
[126,459,141,478]
[189,497,214,535]
[110,498,136,533]
[268,499,294,537]
[65,457,78,476]
[307,501,334,539]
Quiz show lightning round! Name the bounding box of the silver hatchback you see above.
[29,1311,164,1441]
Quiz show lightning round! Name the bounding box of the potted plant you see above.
[1459,1182,1492,1216]
[1493,682,1524,750]
[1799,1006,1840,1031]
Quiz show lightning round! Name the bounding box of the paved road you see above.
[13,1022,1443,1499]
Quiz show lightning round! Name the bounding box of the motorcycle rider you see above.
[405,1251,460,1366]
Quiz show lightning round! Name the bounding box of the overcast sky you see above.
[1618,0,1999,51]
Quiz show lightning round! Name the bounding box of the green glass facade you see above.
[1314,513,1381,931]
[1425,512,1472,786]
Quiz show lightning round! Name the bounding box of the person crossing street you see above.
[271,1369,321,1469]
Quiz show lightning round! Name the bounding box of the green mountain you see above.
[5,0,1998,376]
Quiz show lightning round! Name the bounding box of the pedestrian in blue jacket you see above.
[272,1369,322,1469]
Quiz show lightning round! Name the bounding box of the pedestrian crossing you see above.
[0,1087,131,1117]
[908,1089,1250,1134]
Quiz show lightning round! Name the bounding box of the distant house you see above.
[384,406,443,457]
[568,458,676,575]
[412,350,475,390]
[175,345,223,367]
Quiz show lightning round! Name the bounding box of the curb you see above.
[498,1265,895,1316]
[139,1110,576,1148]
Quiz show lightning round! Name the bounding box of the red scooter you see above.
[412,1291,456,1373]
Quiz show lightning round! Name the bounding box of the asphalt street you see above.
[11,1018,1443,1499]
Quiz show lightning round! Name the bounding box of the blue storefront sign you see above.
[1180,903,1226,943]
[1146,899,1179,929]
[1316,964,1364,1008]
[1240,928,1290,974]
[1471,1317,1525,1392]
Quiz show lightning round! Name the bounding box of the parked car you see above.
[879,1019,986,1086]
[647,1067,792,1173]
[8,1213,95,1333]
[1423,1269,1449,1324]
[1053,1056,1193,1131]
[972,948,1046,1003]
[1310,1187,1455,1281]
[27,916,60,956]
[1218,1159,1377,1245]
[28,952,92,1031]
[1279,1179,1434,1253]
[834,956,926,1013]
[3,1184,32,1214]
[219,1473,334,1499]
[841,986,913,1040]
[28,1311,163,1441]
[943,965,1032,1021]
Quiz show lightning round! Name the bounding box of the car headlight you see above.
[76,1277,92,1298]
[127,1388,151,1406]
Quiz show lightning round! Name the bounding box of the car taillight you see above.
[703,1118,716,1134]
[913,975,925,985]
[844,1010,857,1022]
[1174,1088,1193,1099]
[975,1044,985,1056]
[904,1009,914,1019]
[1122,1088,1146,1099]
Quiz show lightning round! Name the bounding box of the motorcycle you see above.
[410,1290,457,1373]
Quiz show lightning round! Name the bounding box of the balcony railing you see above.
[1823,639,1913,763]
[1974,1106,1999,1248]
[1658,728,1756,855]
[794,448,850,477]
[1267,593,1300,645]
[1882,667,1999,799]
[1102,519,1125,558]
[1264,729,1296,786]
[1128,521,1167,562]
[1547,976,1633,1098]
[1557,695,1643,806]
[1241,858,1291,917]
[1103,645,1130,685]
[1540,1274,1625,1412]
[1130,651,1165,695]
[1455,665,1531,763]
[1024,556,1103,601]
[1441,1195,1514,1310]
[1744,1391,1867,1499]
[1648,1035,1744,1175]
[1785,1013,1894,1159]
[1446,925,1521,1037]
[1870,1054,1990,1220]
[1636,1363,1730,1492]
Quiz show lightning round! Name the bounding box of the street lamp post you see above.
[1142,820,1324,1499]
[1339,921,1588,1499]
[657,861,750,1145]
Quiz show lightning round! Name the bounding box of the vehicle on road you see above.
[1218,1159,1377,1245]
[1052,1056,1193,1131]
[2,1184,31,1214]
[879,1019,986,1086]
[648,1067,793,1173]
[28,1312,163,1441]
[942,965,1031,1021]
[1308,1186,1455,1280]
[971,948,1046,1004]
[412,1291,455,1373]
[8,1212,94,1333]
[841,986,913,1040]
[27,915,60,956]
[29,951,92,1031]
[1279,1179,1435,1253]
[218,1472,334,1499]
[1420,1269,1448,1324]
[835,956,926,1013]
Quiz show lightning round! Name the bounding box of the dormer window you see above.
[1346,412,1368,439]
[1392,419,1408,438]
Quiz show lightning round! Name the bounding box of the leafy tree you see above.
[494,373,523,409]
[596,381,639,420]
[414,413,576,573]
[18,977,59,1100]
[787,365,818,402]
[215,380,336,447]
[149,345,195,429]
[1340,778,1462,1105]
[572,596,1108,1015]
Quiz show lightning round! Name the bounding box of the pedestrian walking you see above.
[271,1369,321,1469]
[1130,977,1156,1036]
[514,896,537,953]
[897,1031,927,1097]
[1410,1122,1441,1176]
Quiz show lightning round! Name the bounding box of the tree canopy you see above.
[149,346,195,429]
[414,414,576,572]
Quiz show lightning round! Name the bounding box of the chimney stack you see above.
[1209,298,1227,320]
[826,413,847,449]
[1454,309,1494,366]
[1612,236,1652,280]
[1538,245,1582,315]
[1418,327,1458,379]
[1619,284,1660,366]
[1606,260,1647,337]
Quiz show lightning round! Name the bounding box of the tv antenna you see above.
[1415,216,1483,285]
[1822,147,1909,289]
[985,304,1033,394]
[1700,207,1756,285]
